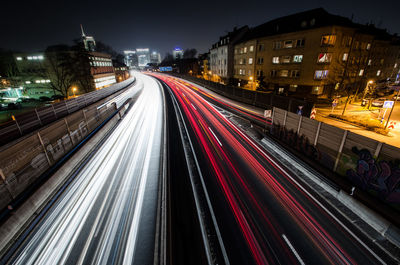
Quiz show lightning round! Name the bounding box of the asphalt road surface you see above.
[154,73,396,265]
[6,73,165,265]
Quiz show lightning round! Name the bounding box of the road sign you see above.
[310,108,316,119]
[159,66,172,72]
[383,100,394,109]
[264,109,272,118]
[388,121,397,130]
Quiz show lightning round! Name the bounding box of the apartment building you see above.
[233,8,400,98]
[209,26,249,84]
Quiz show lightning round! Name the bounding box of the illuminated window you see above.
[27,56,33,60]
[240,48,243,54]
[366,43,371,50]
[377,70,381,76]
[317,53,332,63]
[314,70,329,79]
[279,70,289,77]
[16,57,22,61]
[278,87,284,94]
[244,47,247,53]
[38,55,44,60]
[46,79,51,83]
[25,81,31,84]
[312,86,323,95]
[35,80,40,83]
[342,53,348,61]
[248,58,253,64]
[358,69,364,76]
[249,45,254,52]
[234,48,238,54]
[321,35,336,46]
[284,40,293,48]
[282,56,291,63]
[289,84,298,91]
[33,56,38,60]
[395,63,398,68]
[293,55,303,63]
[272,56,280,64]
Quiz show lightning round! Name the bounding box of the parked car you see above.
[371,98,386,107]
[361,98,372,106]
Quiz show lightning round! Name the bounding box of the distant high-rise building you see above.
[172,47,184,60]
[80,24,96,52]
[150,51,161,64]
[136,48,150,67]
[124,50,138,68]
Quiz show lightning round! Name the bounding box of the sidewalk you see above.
[316,102,400,148]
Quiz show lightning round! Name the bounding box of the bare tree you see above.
[44,46,75,97]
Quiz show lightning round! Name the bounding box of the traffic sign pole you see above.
[385,89,400,129]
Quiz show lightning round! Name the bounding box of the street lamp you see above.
[72,86,77,97]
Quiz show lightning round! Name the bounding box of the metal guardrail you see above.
[0,78,135,147]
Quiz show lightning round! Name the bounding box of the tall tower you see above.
[80,24,96,52]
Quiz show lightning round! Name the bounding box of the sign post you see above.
[331,98,338,113]
[384,87,400,129]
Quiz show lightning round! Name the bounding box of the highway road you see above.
[4,73,166,265]
[153,73,397,265]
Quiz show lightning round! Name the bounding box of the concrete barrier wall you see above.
[0,98,119,211]
[271,107,400,208]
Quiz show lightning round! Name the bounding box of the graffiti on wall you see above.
[347,147,400,203]
[271,123,321,161]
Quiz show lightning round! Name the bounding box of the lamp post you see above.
[72,86,77,97]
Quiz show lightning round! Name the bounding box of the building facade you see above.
[124,50,138,69]
[209,26,249,84]
[89,52,116,89]
[150,51,161,64]
[172,47,184,60]
[232,8,400,98]
[136,48,150,68]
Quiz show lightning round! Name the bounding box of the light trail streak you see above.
[150,73,387,265]
[8,73,165,265]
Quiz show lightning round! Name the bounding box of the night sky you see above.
[2,0,400,58]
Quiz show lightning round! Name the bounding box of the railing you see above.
[0,88,135,212]
[270,107,400,210]
[0,78,135,147]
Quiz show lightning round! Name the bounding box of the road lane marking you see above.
[208,127,222,146]
[191,103,197,110]
[216,108,388,264]
[282,234,305,265]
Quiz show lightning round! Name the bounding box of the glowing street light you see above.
[72,86,77,97]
